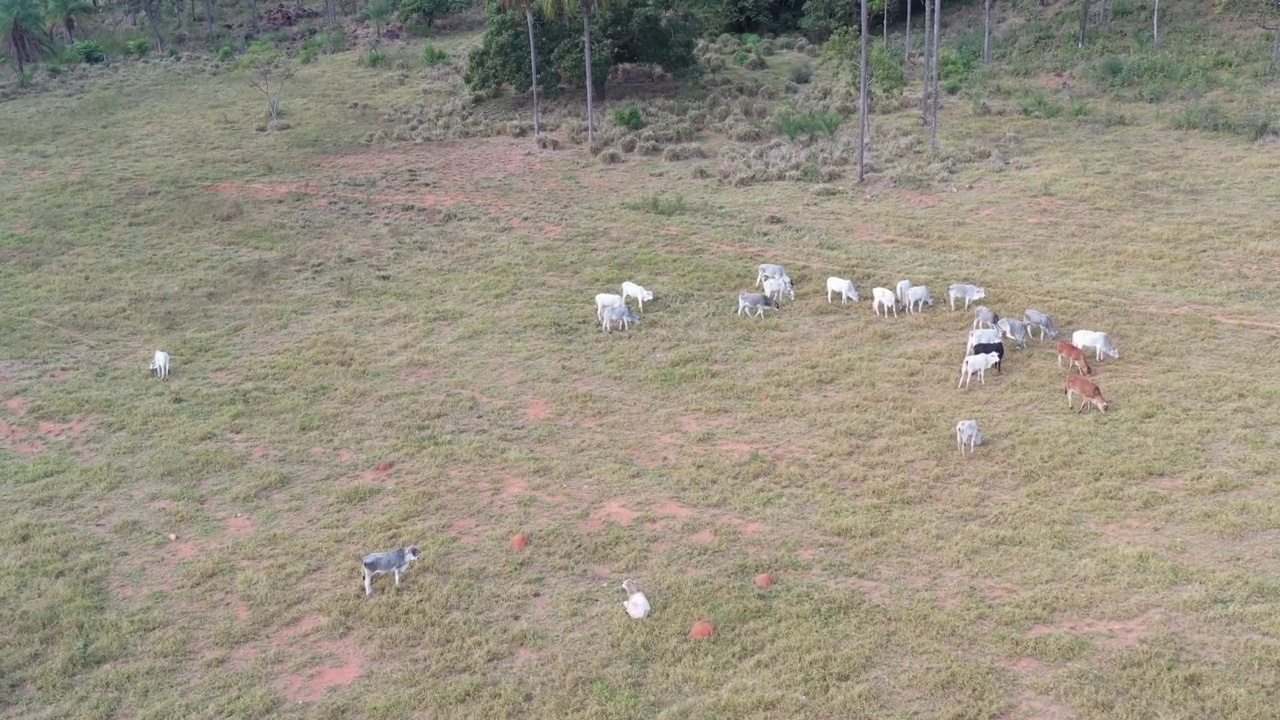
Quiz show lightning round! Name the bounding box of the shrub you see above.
[744,53,766,71]
[612,105,644,131]
[740,33,763,48]
[125,39,150,57]
[300,46,319,64]
[661,144,708,161]
[216,45,234,60]
[790,62,812,84]
[599,149,624,164]
[732,50,749,66]
[1173,102,1235,133]
[423,42,450,66]
[364,49,388,68]
[626,193,686,215]
[73,41,106,64]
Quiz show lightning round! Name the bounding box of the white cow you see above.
[871,287,897,318]
[826,277,859,304]
[1071,330,1120,361]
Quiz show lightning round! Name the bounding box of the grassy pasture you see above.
[3,39,1280,720]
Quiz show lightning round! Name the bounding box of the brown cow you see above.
[1065,374,1109,414]
[1056,341,1093,376]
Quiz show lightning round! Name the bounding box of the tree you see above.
[982,0,991,63]
[858,0,868,182]
[364,0,391,40]
[203,0,213,37]
[539,0,621,142]
[1218,0,1280,73]
[903,0,910,63]
[1078,0,1089,46]
[1152,0,1159,52]
[246,51,300,121]
[921,0,931,116]
[399,0,466,26]
[1,0,45,77]
[44,0,92,42]
[929,0,939,152]
[500,0,542,135]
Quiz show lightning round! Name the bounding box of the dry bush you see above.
[598,148,624,164]
[619,136,638,153]
[661,144,709,162]
[636,140,663,156]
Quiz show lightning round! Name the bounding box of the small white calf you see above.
[362,546,422,597]
[966,328,1001,354]
[955,419,983,455]
[149,350,171,379]
[621,579,651,620]
[826,277,859,304]
[763,276,795,302]
[595,293,625,320]
[620,281,654,311]
[871,287,897,318]
[905,285,935,313]
[756,263,787,288]
[896,279,913,306]
[1071,330,1120,361]
[948,283,986,311]
[958,351,1001,389]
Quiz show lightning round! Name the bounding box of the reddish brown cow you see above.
[1056,341,1093,376]
[1065,374,1109,414]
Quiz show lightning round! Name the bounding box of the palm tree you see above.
[44,0,93,43]
[0,0,44,78]
[540,0,616,141]
[500,0,541,136]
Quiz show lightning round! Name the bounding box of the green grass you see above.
[3,22,1280,720]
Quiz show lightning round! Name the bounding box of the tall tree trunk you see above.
[1099,0,1106,24]
[929,0,940,153]
[982,0,991,64]
[904,0,911,64]
[66,17,76,42]
[326,0,335,26]
[525,5,541,136]
[143,0,167,53]
[582,6,594,141]
[1078,0,1089,47]
[1271,27,1279,74]
[204,0,214,38]
[1152,0,1158,52]
[858,0,869,183]
[250,0,258,34]
[921,0,931,116]
[189,0,195,22]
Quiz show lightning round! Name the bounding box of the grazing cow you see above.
[826,277,859,304]
[149,350,171,380]
[756,263,788,287]
[1056,341,1092,376]
[1024,309,1058,340]
[620,281,654,311]
[737,292,779,318]
[996,317,1031,349]
[948,283,986,311]
[958,351,1001,389]
[969,341,1005,372]
[601,304,641,332]
[955,419,983,455]
[905,285,935,314]
[972,305,1000,330]
[1065,374,1109,413]
[896,279,913,306]
[763,276,795,302]
[1071,330,1120,361]
[872,287,898,318]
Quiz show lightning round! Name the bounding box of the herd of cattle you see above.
[593,262,1120,456]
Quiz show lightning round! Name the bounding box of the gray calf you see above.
[362,546,422,597]
[737,292,779,318]
[1023,309,1058,340]
[602,304,642,332]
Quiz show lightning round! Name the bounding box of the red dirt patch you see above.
[226,595,251,621]
[901,189,939,206]
[585,501,641,531]
[167,542,200,563]
[5,396,28,414]
[274,614,324,645]
[376,461,395,473]
[977,207,998,218]
[226,515,253,536]
[336,450,357,462]
[543,225,565,238]
[449,517,481,544]
[21,169,50,180]
[509,532,529,551]
[0,421,44,454]
[689,620,715,639]
[68,168,85,181]
[251,445,269,459]
[273,614,365,702]
[36,419,88,439]
[754,573,774,589]
[689,529,716,544]
[677,415,730,432]
[499,475,527,497]
[1027,609,1160,648]
[1211,314,1280,331]
[524,398,551,421]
